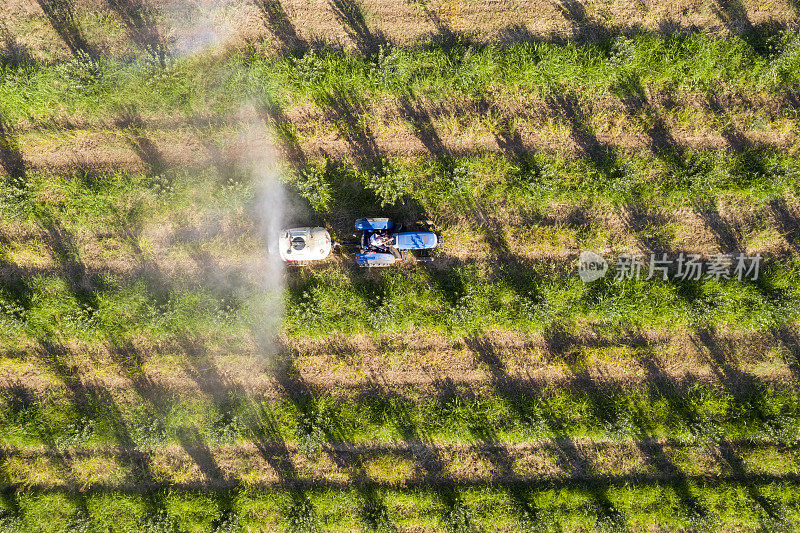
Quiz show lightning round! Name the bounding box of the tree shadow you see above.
[552,0,586,22]
[689,321,784,520]
[315,86,381,168]
[617,202,674,254]
[710,0,787,57]
[480,95,545,194]
[691,198,743,253]
[465,333,629,530]
[712,0,754,33]
[39,216,104,316]
[268,345,397,530]
[188,119,244,187]
[0,24,33,67]
[768,197,800,254]
[106,338,233,514]
[497,23,536,45]
[256,0,308,53]
[35,0,97,58]
[636,439,711,522]
[691,326,767,408]
[387,395,472,531]
[176,427,229,483]
[714,440,784,523]
[329,0,388,55]
[612,73,685,167]
[249,399,318,527]
[772,324,800,378]
[30,340,131,518]
[397,93,447,156]
[704,90,752,153]
[114,106,168,177]
[410,0,464,48]
[258,97,308,168]
[305,87,431,234]
[631,345,713,521]
[35,339,176,522]
[546,90,625,184]
[104,0,168,66]
[0,119,26,187]
[704,90,773,191]
[551,0,615,42]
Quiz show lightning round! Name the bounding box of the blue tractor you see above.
[354,218,441,267]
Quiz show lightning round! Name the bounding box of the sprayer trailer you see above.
[354,218,440,267]
[279,227,332,263]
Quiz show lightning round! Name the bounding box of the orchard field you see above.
[2,0,800,531]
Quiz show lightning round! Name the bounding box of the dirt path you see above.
[4,125,798,175]
[0,438,797,491]
[6,0,799,62]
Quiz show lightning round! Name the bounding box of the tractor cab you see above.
[354,218,440,267]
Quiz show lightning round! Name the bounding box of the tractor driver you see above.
[369,232,393,250]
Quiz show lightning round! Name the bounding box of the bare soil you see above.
[4,0,799,62]
[2,327,797,399]
[0,438,795,491]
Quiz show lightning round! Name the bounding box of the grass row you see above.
[3,236,799,341]
[2,156,800,347]
[2,30,800,122]
[1,482,799,532]
[2,381,798,448]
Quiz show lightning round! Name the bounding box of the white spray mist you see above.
[240,109,286,356]
[162,0,235,57]
[158,1,287,355]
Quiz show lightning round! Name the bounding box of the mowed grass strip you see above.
[2,326,799,398]
[0,440,798,488]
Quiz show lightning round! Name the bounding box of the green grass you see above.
[2,157,799,348]
[1,380,798,448]
[1,482,800,532]
[2,30,800,120]
[3,23,800,533]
